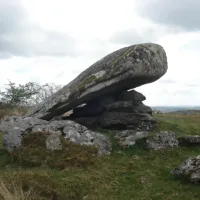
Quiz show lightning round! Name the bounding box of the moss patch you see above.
[78,75,97,91]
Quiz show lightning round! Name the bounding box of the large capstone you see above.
[27,43,167,120]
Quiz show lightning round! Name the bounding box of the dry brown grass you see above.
[0,105,28,119]
[0,180,35,200]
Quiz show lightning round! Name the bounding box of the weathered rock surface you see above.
[68,90,155,130]
[99,112,155,129]
[114,130,148,139]
[117,90,146,102]
[0,116,47,133]
[3,129,23,152]
[0,116,111,155]
[105,101,133,112]
[27,43,167,120]
[178,135,200,147]
[0,116,48,152]
[146,131,179,150]
[46,132,62,151]
[171,155,200,183]
[104,101,152,114]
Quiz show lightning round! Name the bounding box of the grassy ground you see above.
[0,113,199,200]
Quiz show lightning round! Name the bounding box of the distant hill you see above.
[152,106,200,113]
[168,110,200,115]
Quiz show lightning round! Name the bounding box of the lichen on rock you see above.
[171,155,200,184]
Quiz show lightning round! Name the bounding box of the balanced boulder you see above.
[27,43,167,120]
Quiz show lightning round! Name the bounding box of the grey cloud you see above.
[0,1,77,59]
[13,67,30,74]
[136,0,200,31]
[184,83,200,87]
[109,26,182,45]
[181,39,200,51]
[109,29,146,45]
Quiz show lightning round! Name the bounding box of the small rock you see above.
[171,155,200,183]
[146,131,179,150]
[178,135,200,147]
[118,136,136,147]
[63,123,111,155]
[0,116,48,152]
[46,132,62,151]
[3,129,23,152]
[118,131,148,148]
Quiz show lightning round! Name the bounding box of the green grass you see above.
[0,113,200,199]
[153,113,200,135]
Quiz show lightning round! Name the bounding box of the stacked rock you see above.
[68,89,155,130]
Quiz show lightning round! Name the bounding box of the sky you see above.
[0,0,199,106]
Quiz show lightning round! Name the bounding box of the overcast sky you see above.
[0,0,199,106]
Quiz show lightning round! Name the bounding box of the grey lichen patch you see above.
[94,70,106,79]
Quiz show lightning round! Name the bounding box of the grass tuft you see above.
[0,104,28,119]
[0,179,35,200]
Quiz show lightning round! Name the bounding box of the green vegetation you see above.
[154,113,200,136]
[0,80,61,120]
[13,132,99,169]
[0,81,61,107]
[0,113,199,199]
